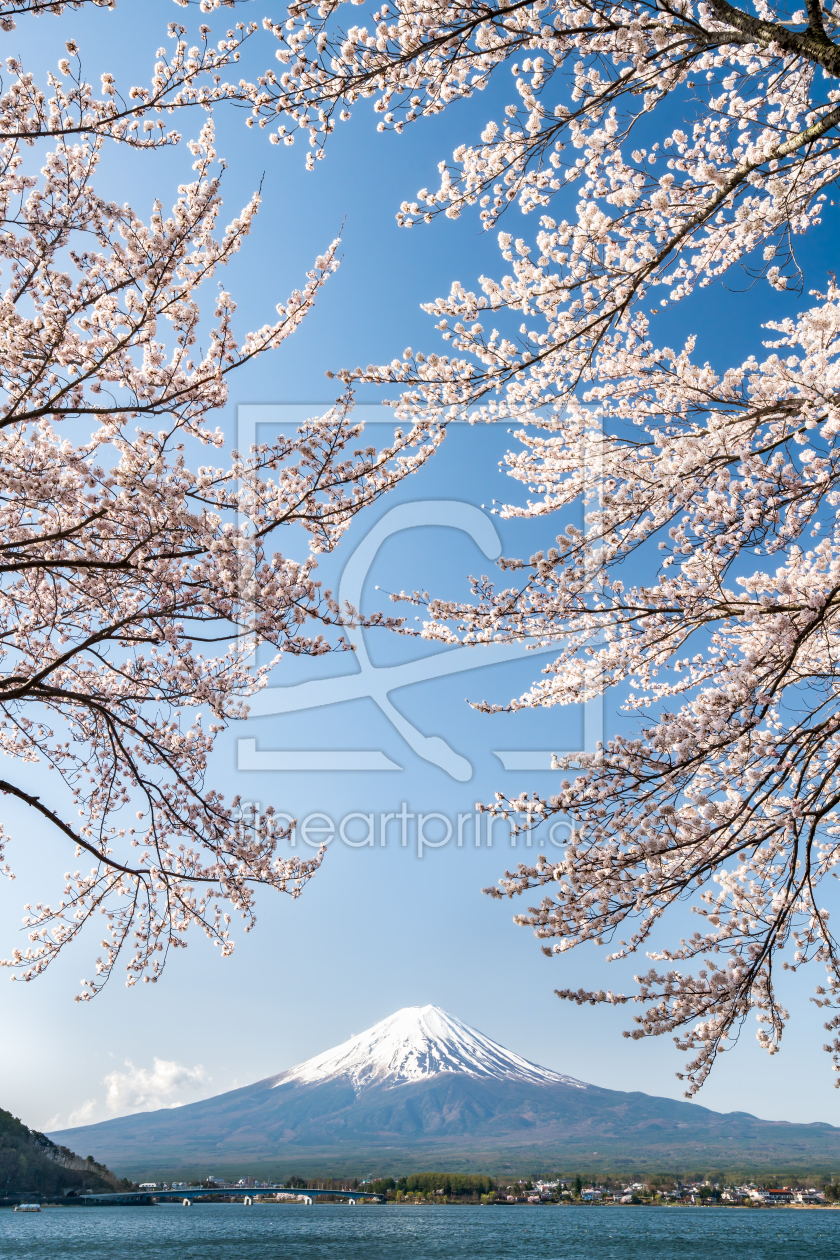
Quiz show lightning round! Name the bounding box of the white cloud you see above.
[103,1058,209,1115]
[67,1099,97,1126]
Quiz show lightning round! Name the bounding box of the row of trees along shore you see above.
[362,1174,840,1203]
[4,0,840,1095]
[9,1164,840,1203]
[172,1173,840,1203]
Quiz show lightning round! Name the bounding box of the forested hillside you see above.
[0,1108,125,1198]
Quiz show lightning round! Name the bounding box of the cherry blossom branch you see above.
[267,0,840,1091]
[0,8,442,995]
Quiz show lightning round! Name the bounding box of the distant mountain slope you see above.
[50,1006,840,1179]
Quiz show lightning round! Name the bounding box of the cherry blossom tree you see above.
[0,0,261,148]
[260,0,840,1088]
[0,1,440,998]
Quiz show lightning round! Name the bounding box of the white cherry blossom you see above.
[264,0,840,1089]
[0,3,441,998]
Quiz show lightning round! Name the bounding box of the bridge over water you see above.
[79,1186,386,1207]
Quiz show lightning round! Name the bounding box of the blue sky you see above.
[0,0,838,1141]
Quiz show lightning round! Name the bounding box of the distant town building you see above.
[795,1191,826,1204]
[756,1188,794,1204]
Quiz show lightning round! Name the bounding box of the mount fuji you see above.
[50,1005,840,1179]
[271,1005,584,1093]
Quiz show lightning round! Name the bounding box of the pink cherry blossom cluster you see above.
[0,3,442,999]
[261,0,840,1087]
[0,3,265,147]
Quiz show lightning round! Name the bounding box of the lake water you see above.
[1,1203,839,1259]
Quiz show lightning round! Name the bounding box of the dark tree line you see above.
[0,1109,125,1198]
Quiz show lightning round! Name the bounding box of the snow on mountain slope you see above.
[271,1005,586,1094]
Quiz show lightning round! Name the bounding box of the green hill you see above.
[0,1107,126,1199]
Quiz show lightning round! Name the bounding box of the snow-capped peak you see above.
[272,1005,585,1094]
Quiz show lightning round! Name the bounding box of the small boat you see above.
[14,1204,41,1213]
